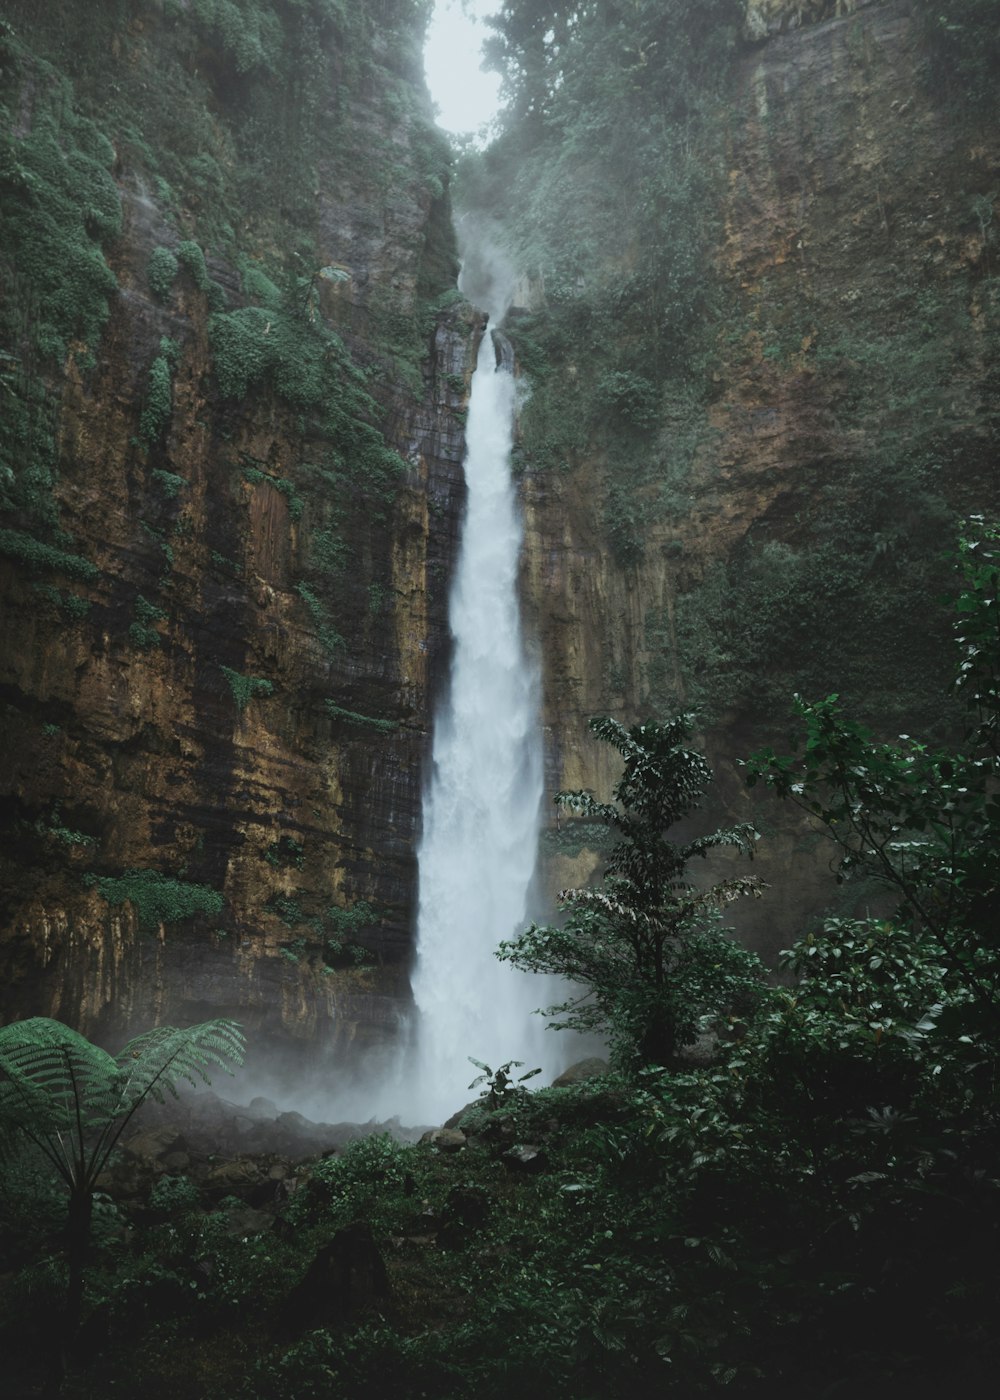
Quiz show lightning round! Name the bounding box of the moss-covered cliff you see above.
[463,0,1000,955]
[3,0,999,1055]
[0,0,476,1064]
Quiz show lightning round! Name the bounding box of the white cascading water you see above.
[406,321,557,1125]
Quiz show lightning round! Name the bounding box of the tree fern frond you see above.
[0,1019,117,1129]
[0,1016,245,1151]
[109,1019,246,1109]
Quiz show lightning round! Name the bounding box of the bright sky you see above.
[424,0,502,138]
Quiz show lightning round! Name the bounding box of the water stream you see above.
[406,321,556,1124]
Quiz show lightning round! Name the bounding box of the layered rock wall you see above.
[0,0,477,1071]
[514,0,999,956]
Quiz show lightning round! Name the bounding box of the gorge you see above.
[2,3,999,1395]
[0,0,998,1102]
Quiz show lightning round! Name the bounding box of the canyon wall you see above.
[0,0,477,1075]
[495,0,999,957]
[1,0,998,1068]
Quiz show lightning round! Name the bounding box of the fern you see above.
[0,1016,245,1356]
[0,1017,245,1183]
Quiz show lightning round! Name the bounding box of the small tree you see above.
[499,715,765,1067]
[0,1017,245,1366]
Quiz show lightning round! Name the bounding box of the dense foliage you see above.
[2,529,997,1396]
[0,1018,245,1386]
[500,713,764,1065]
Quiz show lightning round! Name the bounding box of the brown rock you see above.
[419,1127,467,1153]
[551,1057,610,1087]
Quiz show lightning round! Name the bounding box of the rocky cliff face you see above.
[0,0,478,1074]
[505,0,999,957]
[2,1,998,1066]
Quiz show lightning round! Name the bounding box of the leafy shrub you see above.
[146,246,179,301]
[0,528,98,581]
[147,1173,200,1218]
[138,354,173,446]
[220,665,274,712]
[86,868,224,930]
[596,370,660,431]
[0,39,120,363]
[128,595,167,649]
[31,582,92,620]
[323,701,396,734]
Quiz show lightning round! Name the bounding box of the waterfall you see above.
[405,321,555,1125]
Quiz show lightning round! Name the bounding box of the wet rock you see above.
[203,1158,265,1198]
[419,1127,467,1152]
[402,1207,440,1242]
[502,1143,547,1174]
[438,1184,491,1250]
[443,1100,481,1130]
[122,1127,185,1163]
[551,1057,610,1087]
[218,1203,273,1238]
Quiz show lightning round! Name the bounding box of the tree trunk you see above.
[46,1187,93,1394]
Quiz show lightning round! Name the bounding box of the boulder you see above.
[419,1127,467,1153]
[122,1127,185,1163]
[502,1143,547,1173]
[550,1057,610,1088]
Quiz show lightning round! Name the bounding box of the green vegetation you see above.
[33,805,95,851]
[461,1,997,742]
[146,247,178,302]
[916,0,1000,109]
[263,836,305,870]
[1,0,456,650]
[0,1016,244,1382]
[0,30,120,366]
[137,355,173,447]
[455,0,740,586]
[176,239,226,309]
[242,464,303,521]
[0,23,121,566]
[265,892,379,969]
[295,583,345,656]
[0,527,98,581]
[670,463,959,733]
[151,468,186,499]
[220,664,274,712]
[321,899,379,966]
[127,595,167,650]
[31,582,92,620]
[86,868,225,931]
[3,542,1000,1394]
[324,700,398,734]
[501,714,763,1067]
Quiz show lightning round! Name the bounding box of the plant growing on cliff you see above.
[499,715,765,1067]
[138,341,179,447]
[745,519,1000,1011]
[86,868,224,931]
[220,664,275,713]
[146,246,178,302]
[0,1017,245,1373]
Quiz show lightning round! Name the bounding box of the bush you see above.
[147,246,179,301]
[86,868,225,930]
